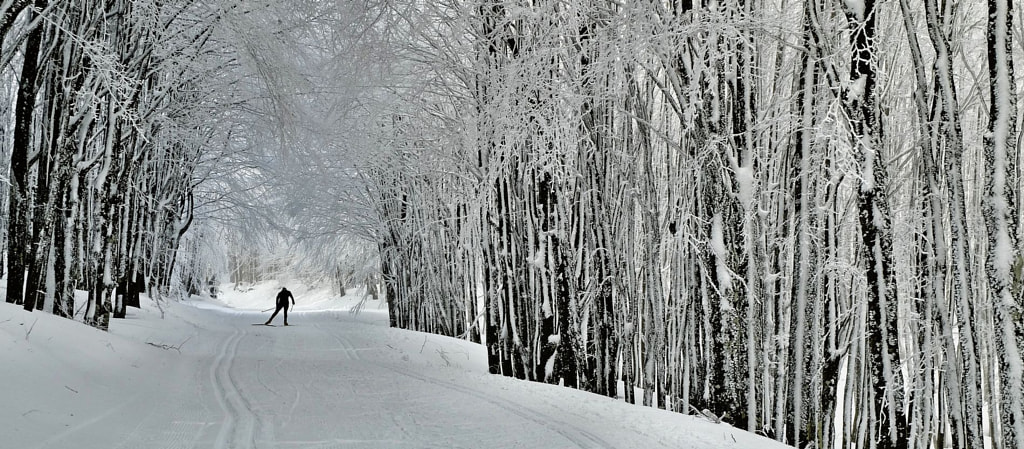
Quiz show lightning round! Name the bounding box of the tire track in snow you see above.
[314,322,617,449]
[211,326,258,449]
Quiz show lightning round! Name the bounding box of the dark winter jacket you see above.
[276,288,295,306]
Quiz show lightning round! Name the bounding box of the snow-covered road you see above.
[4,287,788,449]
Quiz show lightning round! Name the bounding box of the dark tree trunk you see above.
[25,24,59,311]
[380,242,399,328]
[984,0,1024,447]
[844,0,908,446]
[9,1,44,307]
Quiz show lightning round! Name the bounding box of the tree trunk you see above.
[984,0,1024,447]
[843,0,908,446]
[9,0,44,307]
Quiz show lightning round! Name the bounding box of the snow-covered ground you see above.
[2,282,789,449]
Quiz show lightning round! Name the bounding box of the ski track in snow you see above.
[313,320,626,449]
[211,325,258,449]
[7,292,783,449]
[30,390,148,449]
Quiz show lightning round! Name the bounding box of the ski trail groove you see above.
[315,322,618,449]
[211,326,258,449]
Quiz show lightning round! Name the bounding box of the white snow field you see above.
[3,283,790,449]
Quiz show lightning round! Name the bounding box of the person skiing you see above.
[265,287,295,325]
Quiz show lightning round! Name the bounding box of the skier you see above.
[265,287,295,326]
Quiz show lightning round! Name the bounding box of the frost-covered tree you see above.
[366,0,1024,448]
[984,0,1023,447]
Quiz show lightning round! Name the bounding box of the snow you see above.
[3,281,791,449]
[860,135,875,192]
[734,165,754,207]
[710,214,727,257]
[528,248,546,270]
[710,213,732,292]
[848,75,866,101]
[844,0,865,21]
[995,223,1016,283]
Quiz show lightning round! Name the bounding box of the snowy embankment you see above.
[2,282,789,449]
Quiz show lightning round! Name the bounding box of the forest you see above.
[1,0,1022,448]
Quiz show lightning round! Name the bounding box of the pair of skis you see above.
[257,305,292,326]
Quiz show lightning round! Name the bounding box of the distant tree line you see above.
[368,1,1024,448]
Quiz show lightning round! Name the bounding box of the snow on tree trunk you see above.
[842,0,908,446]
[984,0,1024,447]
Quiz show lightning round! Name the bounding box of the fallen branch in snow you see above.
[25,318,38,341]
[146,336,192,353]
[436,348,451,367]
[147,342,180,352]
[65,385,78,394]
[688,405,722,424]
